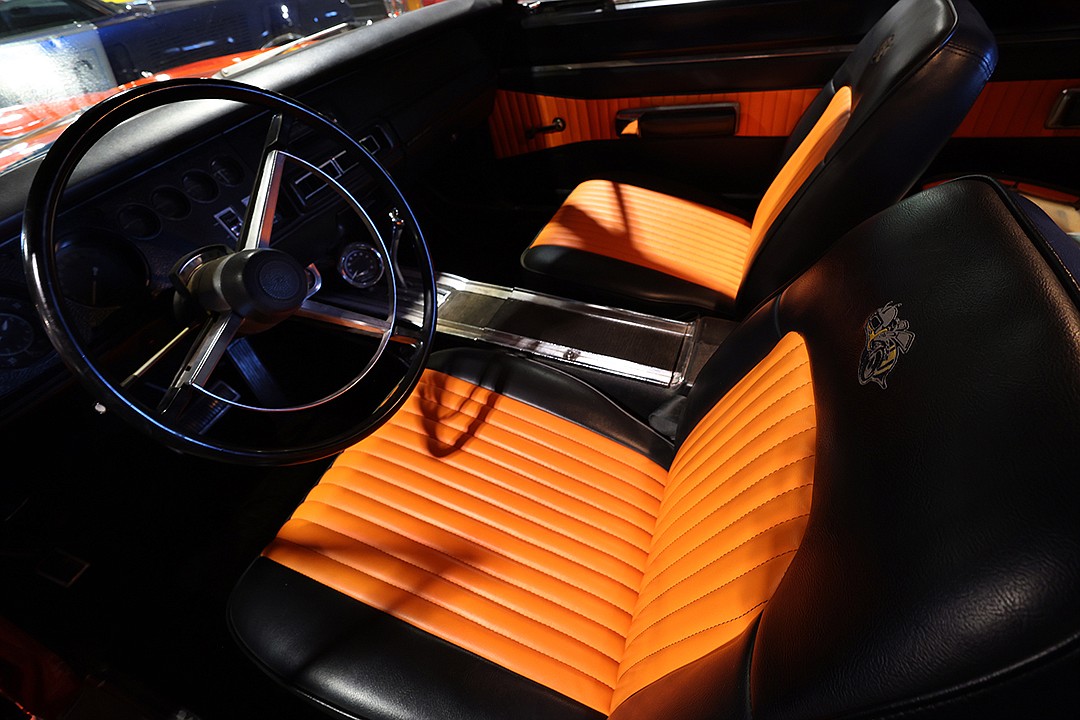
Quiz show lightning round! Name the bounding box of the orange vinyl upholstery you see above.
[744,86,851,266]
[263,335,814,714]
[231,177,1080,720]
[264,370,667,712]
[953,79,1080,137]
[527,89,850,311]
[614,332,814,708]
[489,79,1080,162]
[520,0,998,317]
[488,88,821,159]
[526,181,754,308]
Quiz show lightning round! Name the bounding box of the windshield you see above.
[0,0,423,176]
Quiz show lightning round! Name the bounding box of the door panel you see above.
[487,88,819,158]
[490,0,892,204]
[488,0,1080,208]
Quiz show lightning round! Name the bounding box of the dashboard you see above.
[0,0,501,424]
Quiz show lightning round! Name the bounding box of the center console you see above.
[427,274,733,390]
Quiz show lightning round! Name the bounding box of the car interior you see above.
[1,0,1078,719]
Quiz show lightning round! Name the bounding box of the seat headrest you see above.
[750,176,1080,717]
[783,0,997,162]
[738,0,998,315]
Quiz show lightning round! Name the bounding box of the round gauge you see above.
[56,231,150,307]
[118,203,162,239]
[211,155,245,186]
[182,170,219,202]
[151,186,191,219]
[0,311,33,357]
[0,296,52,368]
[338,242,385,289]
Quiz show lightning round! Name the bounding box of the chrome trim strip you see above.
[522,44,855,78]
[425,274,697,386]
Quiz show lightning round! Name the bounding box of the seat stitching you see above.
[598,219,752,262]
[669,416,814,530]
[572,182,751,232]
[649,480,813,580]
[663,416,814,535]
[398,401,661,527]
[364,431,646,577]
[943,42,996,80]
[279,517,626,660]
[311,479,637,613]
[301,498,632,635]
[638,516,807,619]
[621,206,753,250]
[410,380,665,498]
[562,225,751,268]
[326,450,641,593]
[553,218,751,280]
[272,535,618,689]
[414,376,658,475]
[672,374,812,482]
[627,544,801,649]
[674,344,807,462]
[569,201,751,242]
[674,354,809,469]
[618,600,769,680]
[381,416,657,548]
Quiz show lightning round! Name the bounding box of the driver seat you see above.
[229,177,1080,718]
[519,0,997,317]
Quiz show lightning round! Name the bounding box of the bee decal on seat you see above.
[858,301,915,388]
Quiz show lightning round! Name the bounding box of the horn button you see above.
[187,248,308,331]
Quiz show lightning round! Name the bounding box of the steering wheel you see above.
[22,78,437,465]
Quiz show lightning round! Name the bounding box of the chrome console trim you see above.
[422,273,706,386]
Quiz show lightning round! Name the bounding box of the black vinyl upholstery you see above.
[231,558,606,720]
[750,176,1080,719]
[520,0,999,318]
[623,175,1080,720]
[230,177,1080,719]
[425,349,675,467]
[736,0,997,314]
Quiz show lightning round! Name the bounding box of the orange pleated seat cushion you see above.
[264,333,815,714]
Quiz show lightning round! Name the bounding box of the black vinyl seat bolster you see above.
[520,244,734,318]
[735,0,999,314]
[604,176,1080,720]
[229,558,606,720]
[426,348,676,467]
[749,176,1080,719]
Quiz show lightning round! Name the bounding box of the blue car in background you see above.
[0,0,360,105]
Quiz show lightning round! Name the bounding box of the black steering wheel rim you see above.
[22,78,437,465]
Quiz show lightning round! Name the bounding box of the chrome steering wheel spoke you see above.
[158,311,244,416]
[239,112,290,251]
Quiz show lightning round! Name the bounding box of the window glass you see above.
[0,0,103,39]
[0,0,418,176]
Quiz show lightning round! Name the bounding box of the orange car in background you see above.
[0,0,367,173]
[0,50,261,171]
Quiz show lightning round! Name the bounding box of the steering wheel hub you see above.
[188,248,308,330]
